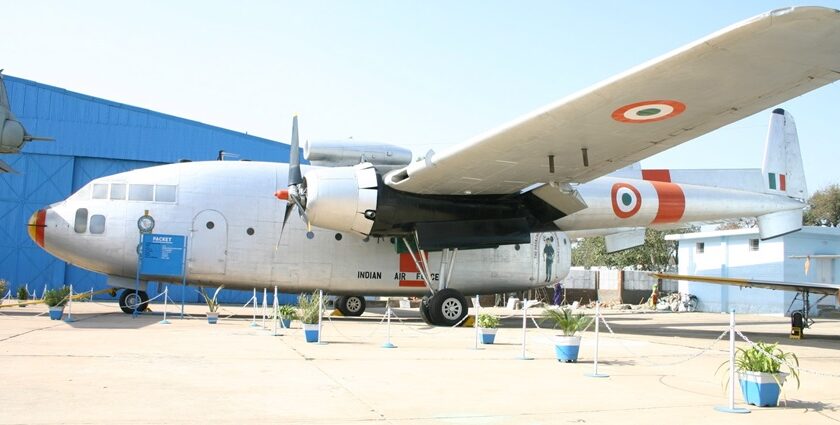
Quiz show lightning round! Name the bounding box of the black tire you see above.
[419,297,434,325]
[336,295,366,317]
[429,288,468,327]
[687,295,698,312]
[119,289,149,314]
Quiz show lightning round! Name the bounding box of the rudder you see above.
[762,108,807,199]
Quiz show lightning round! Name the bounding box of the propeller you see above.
[276,116,310,241]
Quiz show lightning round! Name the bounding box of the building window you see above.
[90,215,106,234]
[696,242,704,254]
[749,239,760,251]
[110,184,127,200]
[128,184,154,201]
[155,185,177,202]
[74,208,88,233]
[92,184,108,199]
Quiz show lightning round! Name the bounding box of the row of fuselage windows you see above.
[91,183,177,203]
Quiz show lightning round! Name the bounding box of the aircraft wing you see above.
[653,272,840,298]
[386,7,840,195]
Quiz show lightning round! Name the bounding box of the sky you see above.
[2,1,840,191]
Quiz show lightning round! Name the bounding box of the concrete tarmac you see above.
[1,301,839,424]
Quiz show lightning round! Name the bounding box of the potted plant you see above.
[197,286,224,324]
[17,285,29,307]
[541,307,593,362]
[298,291,322,342]
[43,286,71,320]
[477,313,500,344]
[277,304,298,329]
[719,341,800,407]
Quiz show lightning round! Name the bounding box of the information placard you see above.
[139,234,186,278]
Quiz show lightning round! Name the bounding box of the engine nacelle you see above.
[304,139,412,169]
[304,163,379,237]
[0,118,24,153]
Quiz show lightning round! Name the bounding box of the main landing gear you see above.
[335,295,366,316]
[119,289,149,314]
[402,239,470,327]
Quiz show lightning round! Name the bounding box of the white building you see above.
[666,227,840,315]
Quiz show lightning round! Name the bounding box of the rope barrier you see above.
[735,329,840,379]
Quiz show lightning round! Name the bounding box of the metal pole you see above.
[64,284,76,323]
[317,289,326,344]
[382,299,396,349]
[474,295,480,350]
[586,302,608,378]
[250,288,258,327]
[262,288,267,328]
[272,286,279,336]
[160,287,170,325]
[714,310,749,413]
[518,298,532,360]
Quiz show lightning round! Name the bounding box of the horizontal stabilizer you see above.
[653,272,840,299]
[605,228,646,253]
[757,209,802,240]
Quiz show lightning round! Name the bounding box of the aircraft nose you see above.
[28,208,47,248]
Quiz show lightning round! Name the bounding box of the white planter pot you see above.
[479,327,497,344]
[553,335,582,362]
[206,312,219,324]
[739,371,788,385]
[553,335,581,346]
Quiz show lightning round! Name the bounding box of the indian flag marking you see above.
[768,173,786,191]
[611,183,642,219]
[612,100,686,123]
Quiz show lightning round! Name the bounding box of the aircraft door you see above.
[189,209,228,275]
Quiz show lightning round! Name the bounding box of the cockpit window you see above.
[128,184,154,201]
[92,184,108,199]
[89,215,106,234]
[110,184,127,200]
[74,208,88,233]
[155,185,176,202]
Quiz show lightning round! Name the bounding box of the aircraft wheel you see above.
[119,289,149,314]
[429,288,468,327]
[419,297,434,325]
[336,295,366,317]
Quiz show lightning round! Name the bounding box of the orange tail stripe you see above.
[641,169,672,182]
[650,181,685,224]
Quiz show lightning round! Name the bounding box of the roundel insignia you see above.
[611,100,686,123]
[611,183,642,218]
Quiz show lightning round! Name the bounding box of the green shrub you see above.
[297,291,323,324]
[44,286,71,307]
[197,286,224,313]
[277,304,298,320]
[718,341,800,389]
[541,307,593,336]
[477,313,500,329]
[17,286,28,301]
[0,279,8,297]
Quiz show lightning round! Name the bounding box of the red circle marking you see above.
[611,183,642,219]
[611,100,686,123]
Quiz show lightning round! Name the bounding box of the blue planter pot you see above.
[554,336,582,362]
[303,324,319,342]
[739,371,787,407]
[480,328,497,344]
[48,306,64,320]
[206,312,219,324]
[280,319,292,329]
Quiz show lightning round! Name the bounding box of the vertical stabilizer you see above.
[762,108,807,199]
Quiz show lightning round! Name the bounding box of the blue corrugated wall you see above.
[0,76,296,305]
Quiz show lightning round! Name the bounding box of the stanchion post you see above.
[518,298,533,360]
[262,288,267,328]
[159,287,170,324]
[474,295,480,350]
[64,284,76,323]
[586,301,608,378]
[317,289,327,345]
[250,288,259,327]
[272,286,279,336]
[715,310,749,414]
[382,298,396,349]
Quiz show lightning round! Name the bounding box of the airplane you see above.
[24,6,840,326]
[0,72,52,173]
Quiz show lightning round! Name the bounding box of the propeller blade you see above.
[279,202,294,238]
[289,115,302,186]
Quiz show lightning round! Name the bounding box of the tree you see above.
[803,184,840,227]
[571,228,695,272]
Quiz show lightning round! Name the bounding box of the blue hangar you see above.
[0,75,294,304]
